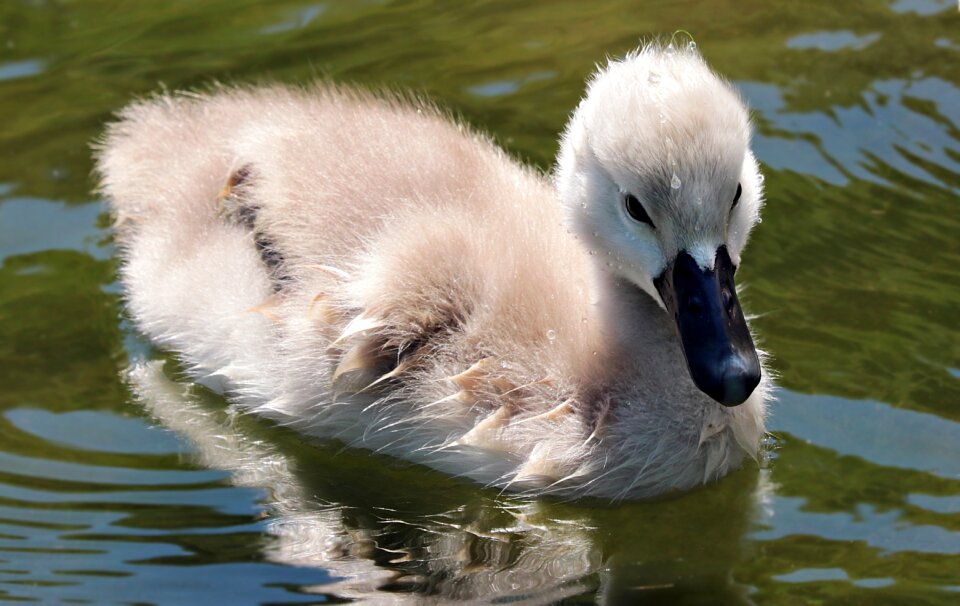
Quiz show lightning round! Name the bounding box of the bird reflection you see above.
[129,361,773,604]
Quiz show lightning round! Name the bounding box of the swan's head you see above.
[556,44,764,407]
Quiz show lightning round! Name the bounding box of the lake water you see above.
[0,0,958,603]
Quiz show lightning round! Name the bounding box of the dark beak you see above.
[653,246,761,406]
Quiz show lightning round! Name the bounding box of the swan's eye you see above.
[624,194,654,228]
[732,183,742,208]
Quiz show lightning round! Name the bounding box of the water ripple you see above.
[0,59,45,82]
[771,391,960,479]
[755,497,960,555]
[787,31,881,51]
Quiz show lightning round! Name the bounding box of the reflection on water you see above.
[0,0,958,602]
[129,361,768,604]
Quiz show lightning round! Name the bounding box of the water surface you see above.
[0,0,958,603]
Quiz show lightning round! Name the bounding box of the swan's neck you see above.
[593,267,685,367]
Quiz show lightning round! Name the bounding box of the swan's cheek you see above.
[630,237,667,280]
[727,150,765,261]
[725,210,754,263]
[609,232,666,293]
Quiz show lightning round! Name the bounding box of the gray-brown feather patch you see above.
[218,165,290,290]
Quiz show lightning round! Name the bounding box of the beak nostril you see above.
[686,296,704,315]
[723,289,734,314]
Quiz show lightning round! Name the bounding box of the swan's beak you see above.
[653,246,761,406]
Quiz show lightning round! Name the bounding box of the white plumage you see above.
[96,43,772,500]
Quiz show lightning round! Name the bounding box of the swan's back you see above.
[101,86,544,258]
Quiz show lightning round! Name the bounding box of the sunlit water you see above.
[0,1,958,603]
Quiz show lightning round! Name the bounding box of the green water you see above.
[1,0,958,603]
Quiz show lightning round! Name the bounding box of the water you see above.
[1,0,958,603]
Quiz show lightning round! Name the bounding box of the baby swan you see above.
[97,43,772,500]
